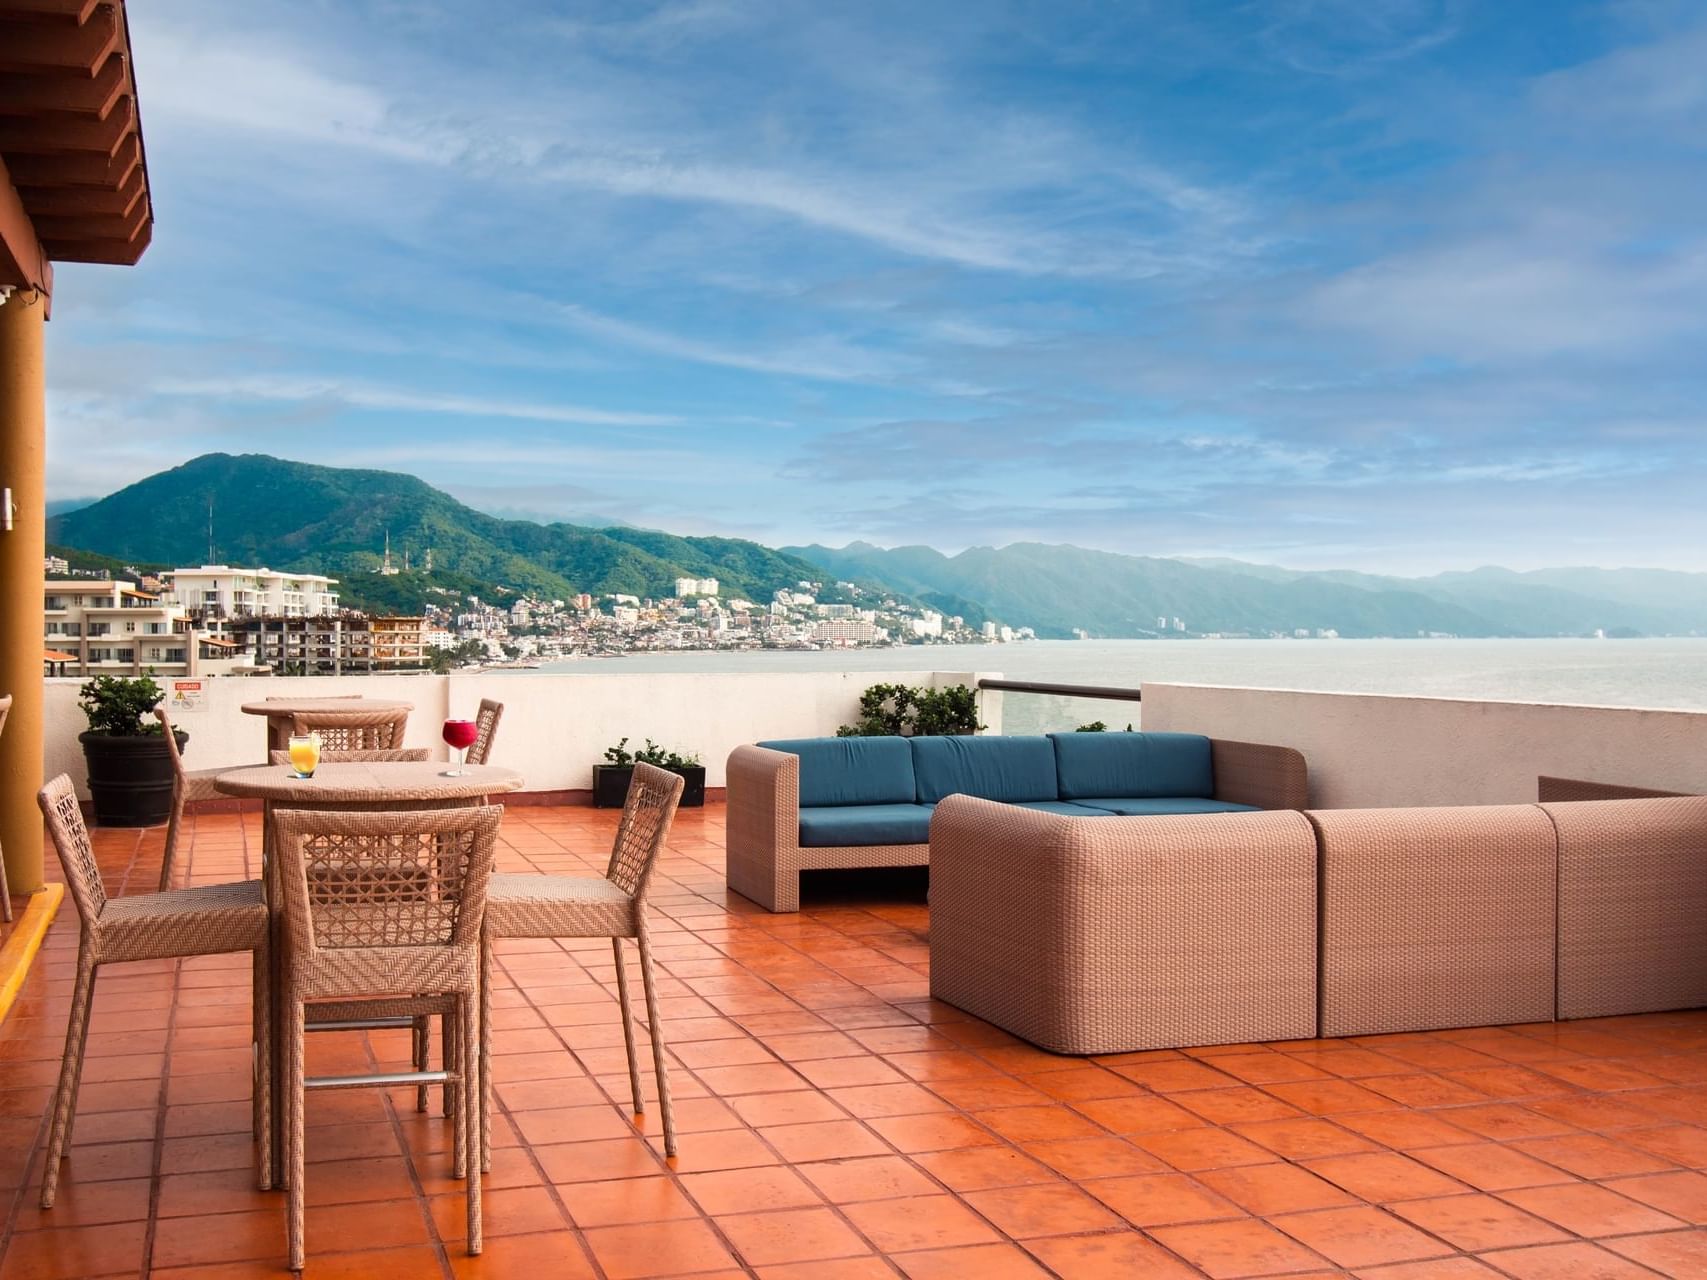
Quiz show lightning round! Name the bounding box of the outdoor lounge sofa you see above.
[929,793,1707,1055]
[725,731,1307,912]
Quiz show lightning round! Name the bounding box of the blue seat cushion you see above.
[1048,732,1215,800]
[759,737,916,808]
[910,735,1060,804]
[1011,800,1119,818]
[1076,797,1260,817]
[798,803,935,847]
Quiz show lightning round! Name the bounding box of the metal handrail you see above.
[976,678,1142,703]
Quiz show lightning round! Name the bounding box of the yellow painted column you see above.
[0,287,46,896]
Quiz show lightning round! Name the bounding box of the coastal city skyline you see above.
[42,0,1707,575]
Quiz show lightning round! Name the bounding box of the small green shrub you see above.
[1074,720,1134,732]
[837,682,983,737]
[603,736,700,769]
[78,675,165,737]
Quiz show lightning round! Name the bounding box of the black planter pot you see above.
[593,764,706,809]
[79,730,185,827]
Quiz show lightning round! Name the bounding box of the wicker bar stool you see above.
[0,694,11,921]
[267,747,430,765]
[465,699,504,766]
[289,707,410,751]
[273,804,499,1270]
[155,706,229,892]
[482,761,684,1167]
[37,774,270,1206]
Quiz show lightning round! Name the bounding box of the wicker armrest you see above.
[929,795,1318,1054]
[1538,776,1688,803]
[725,745,801,912]
[1211,738,1308,810]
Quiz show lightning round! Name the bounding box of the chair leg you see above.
[442,1012,456,1118]
[612,938,644,1116]
[0,833,11,923]
[287,995,306,1271]
[253,943,273,1191]
[41,948,97,1208]
[414,1016,430,1113]
[479,934,492,1174]
[159,781,185,892]
[462,992,482,1255]
[450,1002,466,1181]
[635,923,676,1158]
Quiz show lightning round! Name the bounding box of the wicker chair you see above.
[289,707,410,751]
[273,804,499,1270]
[268,747,431,765]
[481,761,684,1166]
[155,706,230,892]
[465,699,504,766]
[0,694,10,921]
[37,774,270,1207]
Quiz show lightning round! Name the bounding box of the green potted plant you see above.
[593,737,706,808]
[837,682,984,737]
[78,674,183,827]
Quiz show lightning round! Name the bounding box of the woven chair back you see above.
[153,706,189,778]
[272,806,499,954]
[38,773,107,922]
[268,747,430,766]
[466,699,504,766]
[606,761,684,900]
[290,707,410,751]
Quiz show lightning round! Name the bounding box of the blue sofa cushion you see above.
[798,803,935,847]
[911,735,1060,804]
[759,737,916,808]
[1077,797,1259,817]
[1012,800,1120,818]
[1048,732,1215,800]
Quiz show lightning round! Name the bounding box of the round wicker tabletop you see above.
[213,761,523,803]
[239,696,414,719]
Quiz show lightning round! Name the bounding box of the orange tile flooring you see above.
[3,802,1707,1278]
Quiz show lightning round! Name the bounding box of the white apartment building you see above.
[44,580,246,678]
[163,565,340,618]
[674,577,718,597]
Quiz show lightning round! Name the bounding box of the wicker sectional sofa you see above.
[725,731,1307,912]
[930,793,1707,1055]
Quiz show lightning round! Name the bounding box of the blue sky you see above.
[44,0,1707,573]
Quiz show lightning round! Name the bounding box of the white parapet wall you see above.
[1141,682,1707,809]
[45,669,1002,799]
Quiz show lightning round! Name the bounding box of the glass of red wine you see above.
[442,718,479,777]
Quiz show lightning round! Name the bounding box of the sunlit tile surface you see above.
[2,802,1705,1277]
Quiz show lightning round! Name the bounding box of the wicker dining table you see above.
[240,697,415,754]
[213,761,524,1185]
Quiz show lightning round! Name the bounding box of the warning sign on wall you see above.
[169,680,205,712]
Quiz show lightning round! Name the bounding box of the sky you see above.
[42,0,1707,575]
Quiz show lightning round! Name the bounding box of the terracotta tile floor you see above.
[2,802,1706,1278]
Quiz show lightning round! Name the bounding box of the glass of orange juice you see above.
[287,733,321,779]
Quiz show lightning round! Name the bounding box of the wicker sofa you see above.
[726,731,1307,912]
[930,794,1707,1055]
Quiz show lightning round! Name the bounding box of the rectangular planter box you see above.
[593,764,706,809]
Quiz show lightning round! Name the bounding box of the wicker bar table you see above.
[213,761,523,1186]
[239,697,415,755]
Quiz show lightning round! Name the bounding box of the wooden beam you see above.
[4,131,136,187]
[41,217,148,265]
[13,164,141,216]
[2,0,102,19]
[31,194,146,243]
[0,53,126,116]
[0,95,131,156]
[0,155,52,296]
[0,5,118,74]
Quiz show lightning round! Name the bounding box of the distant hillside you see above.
[788,543,1707,639]
[49,454,836,614]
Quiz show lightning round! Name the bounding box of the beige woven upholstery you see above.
[268,747,431,766]
[155,706,228,891]
[37,774,270,1207]
[1312,805,1556,1037]
[0,694,10,922]
[1546,796,1707,1020]
[482,761,684,1165]
[288,707,410,751]
[929,796,1318,1054]
[466,699,504,766]
[727,736,1307,913]
[273,804,500,1270]
[1538,776,1688,802]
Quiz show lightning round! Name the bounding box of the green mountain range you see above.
[48,453,832,614]
[48,453,1707,638]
